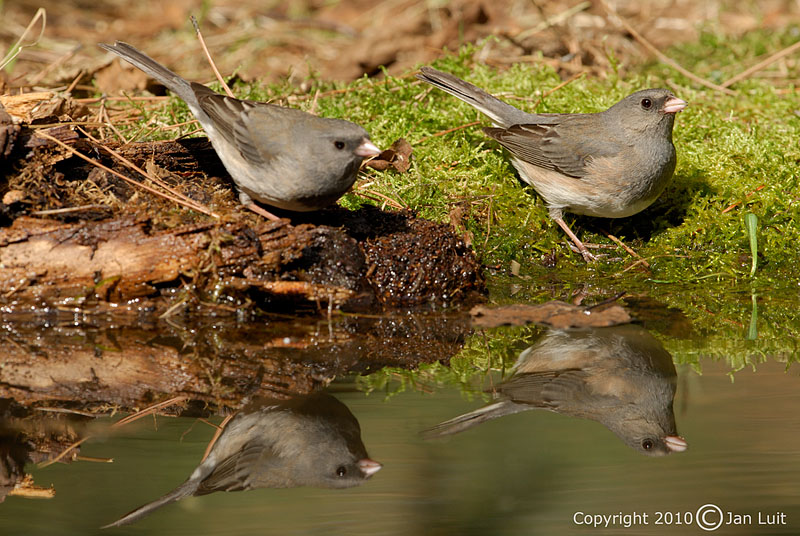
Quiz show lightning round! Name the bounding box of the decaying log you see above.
[0,207,484,313]
[1,130,485,313]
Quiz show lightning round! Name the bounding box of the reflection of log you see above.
[0,313,472,409]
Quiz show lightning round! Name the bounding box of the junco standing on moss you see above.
[417,67,687,262]
[103,393,381,528]
[423,324,687,456]
[99,42,381,220]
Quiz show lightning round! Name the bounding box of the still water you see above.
[2,303,799,535]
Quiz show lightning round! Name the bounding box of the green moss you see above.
[101,28,800,375]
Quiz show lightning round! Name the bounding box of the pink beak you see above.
[665,435,688,452]
[662,97,688,114]
[354,139,381,158]
[358,458,383,477]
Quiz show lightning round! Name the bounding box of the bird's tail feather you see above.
[101,478,199,529]
[98,41,197,108]
[421,401,525,439]
[416,67,528,128]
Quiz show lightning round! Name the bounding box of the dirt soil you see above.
[3,0,798,89]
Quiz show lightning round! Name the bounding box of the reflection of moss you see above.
[358,307,799,400]
[357,324,545,399]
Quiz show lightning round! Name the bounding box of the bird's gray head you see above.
[611,413,688,457]
[319,119,381,163]
[317,457,383,488]
[607,88,687,136]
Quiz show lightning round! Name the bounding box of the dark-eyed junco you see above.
[417,67,687,261]
[99,42,381,220]
[423,324,687,456]
[103,393,381,528]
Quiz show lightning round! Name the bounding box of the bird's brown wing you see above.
[498,369,620,410]
[195,441,275,495]
[484,114,623,179]
[191,83,268,167]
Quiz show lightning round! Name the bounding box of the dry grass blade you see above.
[98,103,127,143]
[74,455,114,463]
[111,396,187,428]
[36,130,218,218]
[77,126,217,217]
[514,1,591,40]
[75,96,169,104]
[721,184,766,213]
[191,15,235,98]
[605,232,650,268]
[37,437,89,468]
[353,189,407,210]
[418,121,481,143]
[201,413,234,462]
[28,45,80,86]
[0,7,46,71]
[532,72,585,109]
[599,0,737,96]
[722,40,800,88]
[31,204,108,216]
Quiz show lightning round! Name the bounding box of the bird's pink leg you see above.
[553,215,597,263]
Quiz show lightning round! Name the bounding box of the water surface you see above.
[2,302,799,536]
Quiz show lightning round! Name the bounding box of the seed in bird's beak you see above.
[354,140,381,157]
[662,97,688,114]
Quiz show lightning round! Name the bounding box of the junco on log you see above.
[423,324,687,456]
[99,42,381,220]
[417,67,687,262]
[103,393,381,528]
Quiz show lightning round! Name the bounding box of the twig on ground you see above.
[309,89,321,115]
[111,396,188,429]
[598,0,737,96]
[28,44,80,86]
[721,184,766,213]
[78,127,218,217]
[514,1,591,41]
[74,96,169,104]
[37,437,89,468]
[605,232,650,268]
[417,121,481,143]
[99,102,128,143]
[0,7,46,71]
[532,72,585,109]
[191,15,235,98]
[36,130,217,217]
[31,204,108,216]
[65,70,83,94]
[353,188,407,210]
[722,40,800,88]
[201,414,234,461]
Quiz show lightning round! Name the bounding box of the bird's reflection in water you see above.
[425,324,688,456]
[105,392,381,528]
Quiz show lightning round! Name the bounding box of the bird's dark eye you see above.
[641,98,653,109]
[334,141,345,150]
[642,439,654,450]
[336,466,347,477]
